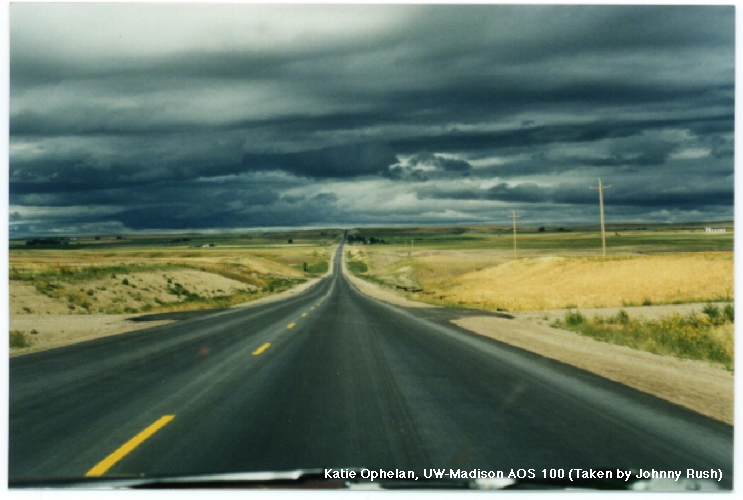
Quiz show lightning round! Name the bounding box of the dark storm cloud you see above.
[419,176,733,212]
[8,4,734,235]
[387,152,473,182]
[408,152,471,173]
[391,114,734,156]
[241,143,398,178]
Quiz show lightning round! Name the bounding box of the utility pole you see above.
[590,179,611,258]
[508,211,521,259]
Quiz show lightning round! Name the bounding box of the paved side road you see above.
[9,241,733,488]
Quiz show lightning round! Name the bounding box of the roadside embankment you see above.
[229,243,337,309]
[343,250,432,308]
[9,245,340,356]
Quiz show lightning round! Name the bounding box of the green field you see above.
[11,228,344,251]
[347,222,733,254]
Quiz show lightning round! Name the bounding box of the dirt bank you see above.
[230,246,337,309]
[9,247,339,356]
[343,252,433,309]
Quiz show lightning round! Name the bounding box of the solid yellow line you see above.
[287,323,296,329]
[252,342,271,355]
[85,415,175,477]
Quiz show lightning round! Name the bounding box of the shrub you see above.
[555,310,733,369]
[564,310,585,326]
[723,304,734,323]
[347,261,368,273]
[703,303,720,322]
[615,309,630,326]
[59,265,75,276]
[10,330,31,348]
[307,261,329,274]
[122,278,129,285]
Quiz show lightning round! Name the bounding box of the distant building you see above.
[705,227,726,233]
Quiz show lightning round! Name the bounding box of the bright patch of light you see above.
[670,148,711,160]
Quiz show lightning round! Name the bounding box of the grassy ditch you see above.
[306,261,329,274]
[292,260,329,275]
[552,304,734,370]
[346,260,368,274]
[345,252,369,274]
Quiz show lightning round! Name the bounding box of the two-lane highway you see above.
[9,238,733,487]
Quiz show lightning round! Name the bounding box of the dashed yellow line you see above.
[311,307,316,310]
[252,342,271,355]
[302,313,307,317]
[85,415,175,477]
[287,323,296,329]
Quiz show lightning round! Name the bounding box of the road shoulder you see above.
[453,315,732,424]
[9,314,175,357]
[343,264,733,424]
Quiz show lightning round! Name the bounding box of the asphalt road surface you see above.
[9,237,734,488]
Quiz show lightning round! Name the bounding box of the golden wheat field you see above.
[431,252,733,311]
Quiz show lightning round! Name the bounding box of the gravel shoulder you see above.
[9,314,175,357]
[342,266,733,425]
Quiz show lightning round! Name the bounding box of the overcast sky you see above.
[8,3,735,236]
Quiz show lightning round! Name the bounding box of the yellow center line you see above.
[85,415,175,477]
[311,307,315,310]
[252,342,271,355]
[287,323,296,329]
[302,313,307,317]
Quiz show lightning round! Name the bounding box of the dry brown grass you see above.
[432,253,733,311]
[8,245,334,318]
[9,247,320,278]
[9,269,255,315]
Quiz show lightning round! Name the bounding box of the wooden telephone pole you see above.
[590,179,611,257]
[509,211,521,259]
